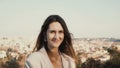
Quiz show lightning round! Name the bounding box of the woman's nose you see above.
[54,33,59,40]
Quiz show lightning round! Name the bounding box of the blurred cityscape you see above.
[0,36,120,68]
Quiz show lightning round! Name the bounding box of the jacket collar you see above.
[38,46,69,68]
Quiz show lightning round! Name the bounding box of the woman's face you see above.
[46,22,64,49]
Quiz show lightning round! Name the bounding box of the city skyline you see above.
[0,0,120,39]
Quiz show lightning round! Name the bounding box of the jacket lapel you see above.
[61,54,69,68]
[39,47,54,68]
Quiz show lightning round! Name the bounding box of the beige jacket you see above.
[25,47,76,68]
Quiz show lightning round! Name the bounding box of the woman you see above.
[25,15,77,68]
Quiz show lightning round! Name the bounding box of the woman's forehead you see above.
[48,22,63,30]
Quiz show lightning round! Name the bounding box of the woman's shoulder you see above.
[27,52,40,59]
[26,51,41,62]
[26,47,47,61]
[25,50,47,68]
[25,47,49,68]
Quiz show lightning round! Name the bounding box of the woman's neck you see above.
[46,47,63,68]
[47,47,60,57]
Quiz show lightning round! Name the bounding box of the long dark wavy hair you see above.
[33,15,77,61]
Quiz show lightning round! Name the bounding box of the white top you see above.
[25,47,76,68]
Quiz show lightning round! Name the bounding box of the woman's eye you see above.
[50,31,55,33]
[59,31,64,34]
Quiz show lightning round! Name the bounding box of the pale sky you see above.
[0,0,120,39]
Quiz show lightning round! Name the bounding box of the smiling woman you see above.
[25,15,77,68]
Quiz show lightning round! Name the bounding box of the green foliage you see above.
[107,47,120,58]
[76,46,120,68]
[104,47,120,68]
[81,58,103,68]
[3,58,19,68]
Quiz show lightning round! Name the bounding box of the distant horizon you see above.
[0,35,120,40]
